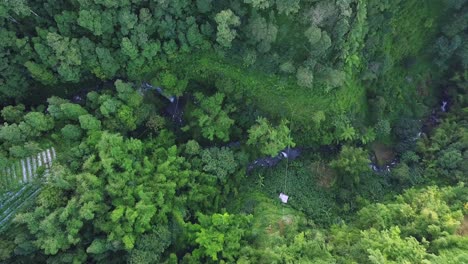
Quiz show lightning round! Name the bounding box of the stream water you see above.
[247,147,301,172]
[69,83,450,175]
[243,98,452,175]
[369,99,450,173]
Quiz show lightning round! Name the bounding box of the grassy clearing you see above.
[168,53,366,127]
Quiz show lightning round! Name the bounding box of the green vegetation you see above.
[0,0,467,263]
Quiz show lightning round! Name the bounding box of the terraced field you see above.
[0,148,56,229]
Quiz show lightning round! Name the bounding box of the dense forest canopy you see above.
[0,0,467,263]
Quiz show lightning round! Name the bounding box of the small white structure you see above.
[1,147,56,190]
[279,193,289,204]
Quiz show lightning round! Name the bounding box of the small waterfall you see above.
[441,100,448,112]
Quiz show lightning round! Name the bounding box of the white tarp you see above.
[279,193,289,203]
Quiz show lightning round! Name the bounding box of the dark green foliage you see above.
[0,0,466,263]
[330,146,371,187]
[60,124,83,141]
[415,116,468,183]
[128,227,171,264]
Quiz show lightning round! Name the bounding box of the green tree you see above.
[275,0,301,15]
[304,25,322,45]
[196,0,213,13]
[201,147,238,182]
[329,146,370,186]
[1,104,25,123]
[296,66,314,88]
[247,117,295,157]
[361,227,429,263]
[128,227,171,264]
[437,149,463,170]
[247,15,278,53]
[24,61,56,85]
[23,112,54,134]
[0,123,25,145]
[191,92,235,142]
[189,213,252,262]
[375,119,391,139]
[244,0,272,10]
[214,10,240,48]
[95,47,119,79]
[61,124,83,141]
[79,114,102,131]
[60,103,88,120]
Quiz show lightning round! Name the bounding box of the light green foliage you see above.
[214,9,241,48]
[333,115,357,142]
[79,114,102,131]
[121,37,138,60]
[191,92,235,142]
[13,130,206,257]
[375,119,391,139]
[95,47,119,79]
[24,61,56,85]
[416,118,467,182]
[196,0,212,13]
[247,117,295,157]
[158,72,188,97]
[361,227,429,263]
[23,112,54,133]
[117,105,137,131]
[115,80,143,108]
[99,97,121,118]
[9,141,41,159]
[247,15,278,53]
[330,146,370,186]
[360,127,377,144]
[296,66,314,88]
[0,0,465,263]
[45,32,82,82]
[1,104,25,123]
[185,140,201,156]
[331,185,467,263]
[356,185,466,243]
[0,123,25,144]
[47,96,69,120]
[61,124,83,141]
[275,0,301,15]
[15,168,106,255]
[304,25,322,45]
[78,9,105,36]
[128,227,171,264]
[118,8,138,36]
[438,149,463,170]
[145,114,166,134]
[279,61,295,74]
[321,68,347,91]
[189,213,252,262]
[60,103,88,120]
[201,147,238,182]
[244,0,272,10]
